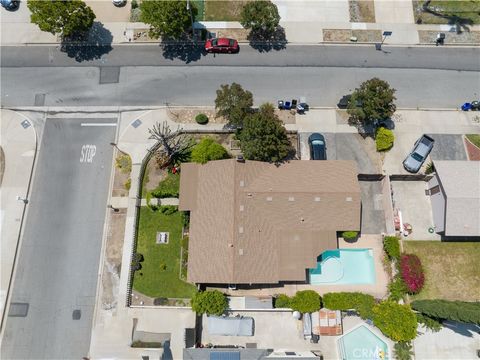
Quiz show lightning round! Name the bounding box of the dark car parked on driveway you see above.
[1,0,19,10]
[403,134,435,173]
[308,133,326,160]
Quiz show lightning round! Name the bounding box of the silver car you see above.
[403,134,435,173]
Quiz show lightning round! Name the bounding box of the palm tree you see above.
[394,341,414,360]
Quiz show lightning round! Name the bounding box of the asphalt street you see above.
[1,118,116,359]
[1,44,479,108]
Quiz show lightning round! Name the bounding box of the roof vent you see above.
[266,196,273,202]
[228,243,234,248]
[300,218,305,223]
[288,196,295,202]
[239,180,245,187]
[239,205,244,212]
[236,155,245,163]
[346,197,353,202]
[314,197,321,202]
[239,249,244,255]
[239,226,244,234]
[247,193,253,198]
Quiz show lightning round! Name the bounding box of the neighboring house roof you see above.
[434,161,480,236]
[179,159,361,284]
[183,349,320,360]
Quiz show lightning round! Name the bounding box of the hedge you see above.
[373,301,418,341]
[400,254,425,294]
[274,294,291,308]
[376,127,394,151]
[191,290,228,316]
[191,137,229,164]
[411,300,480,325]
[289,290,322,313]
[342,231,358,240]
[383,236,400,260]
[323,292,376,320]
[388,275,408,302]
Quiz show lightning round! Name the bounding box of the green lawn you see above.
[403,241,480,301]
[133,207,196,299]
[466,134,480,148]
[152,172,180,198]
[413,0,480,24]
[204,0,250,21]
[192,0,205,21]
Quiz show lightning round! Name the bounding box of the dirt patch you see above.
[349,0,376,23]
[465,136,480,161]
[418,30,480,44]
[144,160,167,192]
[204,0,251,21]
[276,109,296,124]
[166,107,226,124]
[214,28,250,42]
[323,29,382,42]
[101,209,127,310]
[112,167,130,197]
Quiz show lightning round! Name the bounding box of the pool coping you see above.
[336,322,392,360]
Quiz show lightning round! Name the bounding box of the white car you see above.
[112,0,127,7]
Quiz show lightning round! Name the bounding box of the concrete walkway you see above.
[0,110,37,328]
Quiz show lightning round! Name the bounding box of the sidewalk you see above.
[0,109,37,328]
[1,0,479,46]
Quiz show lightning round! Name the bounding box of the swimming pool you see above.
[338,325,389,360]
[309,249,375,285]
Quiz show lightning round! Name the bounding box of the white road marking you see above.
[80,145,96,163]
[80,123,117,127]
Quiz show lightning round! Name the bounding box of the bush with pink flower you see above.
[400,254,425,294]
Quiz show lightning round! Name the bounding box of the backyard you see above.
[133,207,196,299]
[413,0,480,25]
[403,241,480,301]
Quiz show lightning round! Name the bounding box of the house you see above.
[179,159,361,285]
[427,161,480,236]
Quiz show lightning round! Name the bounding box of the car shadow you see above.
[60,22,113,62]
[248,26,288,53]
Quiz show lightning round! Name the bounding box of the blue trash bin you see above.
[461,102,472,111]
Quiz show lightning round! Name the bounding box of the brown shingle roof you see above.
[179,159,361,284]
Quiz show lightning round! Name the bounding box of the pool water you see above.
[309,249,375,285]
[338,325,389,360]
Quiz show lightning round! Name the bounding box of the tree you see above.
[148,121,193,168]
[191,137,229,164]
[372,301,417,341]
[240,0,280,36]
[140,0,195,40]
[347,78,396,128]
[411,300,480,325]
[323,292,376,320]
[27,0,95,38]
[289,290,321,313]
[394,342,414,360]
[191,290,228,316]
[238,103,293,162]
[215,83,253,128]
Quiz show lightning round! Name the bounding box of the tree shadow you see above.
[443,321,480,337]
[161,36,205,63]
[247,26,287,53]
[422,2,474,33]
[60,22,113,62]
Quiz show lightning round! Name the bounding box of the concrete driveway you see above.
[299,132,382,174]
[274,0,350,22]
[360,181,386,235]
[428,134,468,161]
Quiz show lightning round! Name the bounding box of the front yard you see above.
[413,0,480,25]
[133,208,196,299]
[403,241,480,301]
[204,0,251,21]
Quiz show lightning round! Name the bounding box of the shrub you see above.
[153,297,169,306]
[289,290,321,313]
[125,178,131,190]
[274,294,291,308]
[159,205,178,215]
[376,127,394,151]
[373,301,417,341]
[383,236,400,260]
[388,275,407,302]
[400,254,425,294]
[131,261,142,271]
[159,262,167,271]
[133,253,144,263]
[191,290,228,316]
[411,300,480,325]
[131,340,163,348]
[191,137,229,164]
[323,292,376,320]
[425,161,435,174]
[151,173,180,198]
[394,341,414,360]
[416,313,442,332]
[195,113,209,125]
[115,154,132,173]
[146,192,159,211]
[341,231,358,240]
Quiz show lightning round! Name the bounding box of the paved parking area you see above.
[359,181,386,234]
[428,134,468,161]
[299,132,382,174]
[391,180,440,240]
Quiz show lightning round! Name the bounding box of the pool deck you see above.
[211,235,389,299]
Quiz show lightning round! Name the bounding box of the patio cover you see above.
[207,316,254,336]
